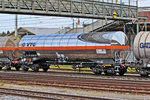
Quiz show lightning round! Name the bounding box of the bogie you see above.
[139,69,148,77]
[106,68,116,76]
[91,64,127,76]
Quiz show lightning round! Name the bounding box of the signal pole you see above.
[15,14,18,39]
[136,0,139,34]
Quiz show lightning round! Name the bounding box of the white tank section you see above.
[133,31,150,60]
[0,36,12,55]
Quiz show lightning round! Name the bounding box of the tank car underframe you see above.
[0,57,22,71]
[18,51,127,76]
[133,59,150,76]
[19,56,50,72]
[0,57,12,70]
[0,49,128,76]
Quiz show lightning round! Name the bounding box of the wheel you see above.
[23,68,28,71]
[34,67,39,72]
[139,69,148,77]
[22,65,28,72]
[104,70,108,75]
[94,71,102,75]
[119,69,127,76]
[15,66,21,71]
[107,68,116,76]
[92,67,102,75]
[72,65,77,69]
[6,67,11,71]
[119,71,125,76]
[32,64,39,72]
[43,68,48,72]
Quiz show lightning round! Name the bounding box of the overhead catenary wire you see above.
[0,14,97,33]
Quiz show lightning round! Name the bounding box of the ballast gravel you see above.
[0,84,150,100]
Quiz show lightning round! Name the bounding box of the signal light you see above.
[121,64,124,68]
[29,59,32,62]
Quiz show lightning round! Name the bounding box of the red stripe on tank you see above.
[0,46,130,50]
[0,47,17,50]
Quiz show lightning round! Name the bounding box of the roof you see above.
[9,27,65,36]
[22,27,62,35]
[139,7,150,12]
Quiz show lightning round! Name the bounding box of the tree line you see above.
[0,31,10,36]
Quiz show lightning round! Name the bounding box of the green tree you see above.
[7,31,10,34]
[0,32,7,36]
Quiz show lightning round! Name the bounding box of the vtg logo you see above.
[21,43,36,47]
[140,42,150,48]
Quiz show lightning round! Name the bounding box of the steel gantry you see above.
[0,0,137,21]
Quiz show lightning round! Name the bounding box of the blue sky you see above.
[0,0,149,33]
[138,0,150,7]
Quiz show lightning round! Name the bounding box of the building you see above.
[9,27,67,36]
[139,7,150,22]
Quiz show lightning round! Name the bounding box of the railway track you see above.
[43,68,138,74]
[0,87,110,100]
[50,68,92,72]
[0,70,145,81]
[0,71,150,95]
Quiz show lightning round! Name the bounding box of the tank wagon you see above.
[133,31,150,76]
[0,32,129,75]
[0,36,20,70]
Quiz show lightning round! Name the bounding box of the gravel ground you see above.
[0,84,150,100]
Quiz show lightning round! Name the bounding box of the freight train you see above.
[0,31,129,75]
